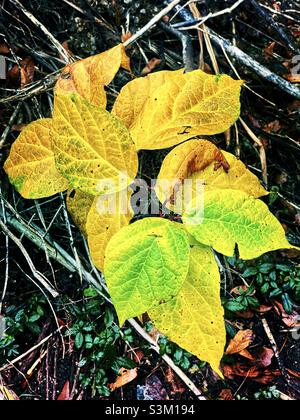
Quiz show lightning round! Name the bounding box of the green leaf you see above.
[183,189,298,260]
[75,332,84,349]
[104,218,191,325]
[149,244,225,376]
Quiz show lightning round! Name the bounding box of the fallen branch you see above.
[206,28,300,100]
[166,0,300,100]
[249,0,299,53]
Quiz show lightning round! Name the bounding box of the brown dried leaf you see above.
[256,347,274,368]
[141,58,162,76]
[108,368,138,391]
[57,381,70,400]
[226,329,255,355]
[20,57,35,87]
[274,301,300,328]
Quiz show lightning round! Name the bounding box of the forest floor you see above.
[0,0,300,401]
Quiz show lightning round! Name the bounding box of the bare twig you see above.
[0,102,22,149]
[159,22,195,71]
[0,219,59,298]
[261,317,300,395]
[239,117,268,186]
[123,0,182,47]
[9,0,72,63]
[173,0,246,29]
[0,73,59,105]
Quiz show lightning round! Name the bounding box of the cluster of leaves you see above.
[225,255,300,315]
[0,295,47,364]
[64,287,136,397]
[4,44,299,376]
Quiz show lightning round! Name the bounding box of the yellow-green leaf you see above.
[66,190,94,235]
[4,119,69,199]
[104,218,190,325]
[156,140,268,213]
[112,69,183,129]
[55,44,130,107]
[118,70,243,150]
[183,189,297,260]
[52,94,138,196]
[86,189,133,272]
[149,244,225,376]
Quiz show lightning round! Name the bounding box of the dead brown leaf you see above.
[57,381,70,400]
[20,57,35,87]
[0,43,9,54]
[256,347,274,368]
[165,367,186,395]
[256,305,272,314]
[284,74,300,83]
[108,368,138,391]
[239,349,255,361]
[219,389,234,400]
[264,119,282,133]
[141,58,162,76]
[226,330,255,355]
[263,41,276,59]
[274,301,300,328]
[286,368,300,380]
[223,363,281,384]
[11,123,27,132]
[231,285,256,296]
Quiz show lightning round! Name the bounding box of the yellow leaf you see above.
[55,44,130,107]
[116,70,242,150]
[183,189,297,260]
[149,244,225,376]
[86,189,133,272]
[156,139,230,212]
[156,140,268,213]
[4,119,69,199]
[66,190,94,235]
[0,385,18,400]
[112,69,184,129]
[52,94,138,196]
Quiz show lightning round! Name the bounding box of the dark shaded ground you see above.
[0,0,300,400]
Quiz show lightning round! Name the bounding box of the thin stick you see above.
[123,0,182,47]
[0,327,64,372]
[173,0,246,29]
[239,117,268,186]
[0,102,22,149]
[9,0,72,63]
[0,219,59,298]
[128,319,206,400]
